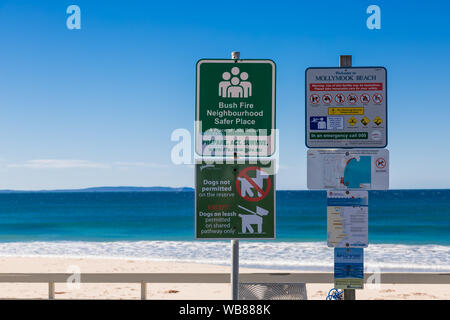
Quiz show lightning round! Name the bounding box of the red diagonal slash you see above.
[241,172,265,196]
[236,167,271,202]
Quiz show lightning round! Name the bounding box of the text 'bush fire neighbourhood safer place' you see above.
[196,60,276,157]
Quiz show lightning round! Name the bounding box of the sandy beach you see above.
[0,257,448,300]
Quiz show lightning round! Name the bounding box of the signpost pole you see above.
[231,239,239,300]
[339,55,352,68]
[230,51,240,301]
[339,54,356,301]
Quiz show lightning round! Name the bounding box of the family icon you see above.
[218,67,252,98]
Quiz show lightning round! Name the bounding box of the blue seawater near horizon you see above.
[0,190,448,272]
[0,190,448,244]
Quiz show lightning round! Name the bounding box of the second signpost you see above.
[306,55,390,300]
[195,52,277,300]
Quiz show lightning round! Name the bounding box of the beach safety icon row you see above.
[310,93,383,105]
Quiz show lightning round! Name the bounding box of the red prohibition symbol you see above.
[375,158,386,169]
[360,93,370,104]
[348,94,358,104]
[236,167,271,202]
[373,93,383,104]
[322,94,332,104]
[335,93,345,104]
[310,94,320,104]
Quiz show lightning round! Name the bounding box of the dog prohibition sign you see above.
[236,167,271,234]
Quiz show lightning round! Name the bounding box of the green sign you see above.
[195,161,276,239]
[196,59,276,157]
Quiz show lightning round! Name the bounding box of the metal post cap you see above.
[231,51,240,60]
[339,55,352,67]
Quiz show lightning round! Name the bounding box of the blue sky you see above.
[0,0,449,190]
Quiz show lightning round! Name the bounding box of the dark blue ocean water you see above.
[0,190,449,245]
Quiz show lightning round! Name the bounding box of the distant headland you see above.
[0,186,195,193]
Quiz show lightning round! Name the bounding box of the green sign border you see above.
[195,160,277,240]
[195,59,277,157]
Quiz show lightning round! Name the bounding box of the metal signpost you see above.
[306,55,389,300]
[195,52,276,300]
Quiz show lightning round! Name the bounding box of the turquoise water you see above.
[0,190,448,245]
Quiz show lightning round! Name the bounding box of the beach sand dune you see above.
[0,257,448,300]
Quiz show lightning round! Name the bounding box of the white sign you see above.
[306,67,387,148]
[327,190,368,248]
[307,149,389,190]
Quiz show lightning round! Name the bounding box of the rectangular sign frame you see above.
[195,160,276,240]
[327,190,369,248]
[307,149,389,190]
[305,67,387,149]
[334,248,364,290]
[196,59,276,158]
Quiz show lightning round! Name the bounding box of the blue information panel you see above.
[334,248,364,289]
[310,116,344,131]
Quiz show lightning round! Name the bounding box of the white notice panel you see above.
[307,149,389,190]
[306,67,387,148]
[327,190,368,248]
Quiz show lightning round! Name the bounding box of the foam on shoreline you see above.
[0,240,448,272]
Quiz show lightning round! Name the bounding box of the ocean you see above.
[0,190,449,272]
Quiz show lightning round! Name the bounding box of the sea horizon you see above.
[1,186,449,192]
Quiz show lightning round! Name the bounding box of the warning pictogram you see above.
[373,116,383,126]
[236,167,272,202]
[375,158,386,169]
[360,93,370,104]
[335,94,345,104]
[348,117,357,126]
[322,94,332,104]
[361,116,370,126]
[310,94,320,104]
[348,94,358,104]
[373,93,383,104]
